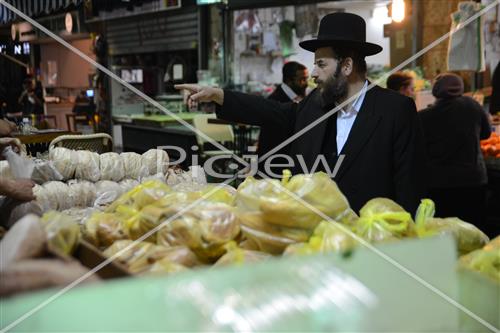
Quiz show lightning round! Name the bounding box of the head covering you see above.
[432,73,464,99]
[299,12,382,56]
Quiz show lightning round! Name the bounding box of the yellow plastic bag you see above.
[214,241,271,266]
[156,202,241,262]
[415,199,489,255]
[82,212,128,249]
[103,240,183,274]
[459,236,499,282]
[236,171,351,230]
[106,180,171,213]
[284,221,356,256]
[354,198,415,243]
[40,211,80,255]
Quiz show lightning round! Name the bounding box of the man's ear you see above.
[343,57,354,76]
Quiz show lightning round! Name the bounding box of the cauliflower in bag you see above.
[142,149,169,175]
[106,179,171,212]
[121,152,148,180]
[94,180,124,209]
[82,212,128,248]
[75,150,100,182]
[49,147,78,180]
[99,152,125,181]
[214,241,271,266]
[459,236,499,282]
[67,180,97,208]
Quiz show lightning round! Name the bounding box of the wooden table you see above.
[13,130,75,156]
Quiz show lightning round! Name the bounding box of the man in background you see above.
[268,61,309,103]
[386,71,415,99]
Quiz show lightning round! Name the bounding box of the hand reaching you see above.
[174,84,224,109]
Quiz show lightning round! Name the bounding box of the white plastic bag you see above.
[67,180,97,208]
[94,180,124,209]
[31,159,63,184]
[120,152,148,180]
[142,149,169,175]
[49,147,78,180]
[75,151,101,182]
[100,152,125,181]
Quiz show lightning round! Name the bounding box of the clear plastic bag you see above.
[236,172,351,230]
[106,179,171,213]
[31,159,63,184]
[94,180,124,209]
[67,180,97,208]
[119,179,140,193]
[38,181,72,211]
[40,211,80,255]
[61,207,97,225]
[156,202,241,262]
[415,199,489,255]
[284,221,356,256]
[49,147,78,180]
[459,236,499,282]
[354,198,415,243]
[0,160,13,179]
[82,211,128,248]
[103,240,177,274]
[214,241,271,266]
[121,152,148,180]
[142,149,169,175]
[99,152,125,182]
[75,150,101,182]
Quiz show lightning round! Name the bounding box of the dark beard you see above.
[319,65,348,107]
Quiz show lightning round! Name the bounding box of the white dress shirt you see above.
[335,80,368,154]
[281,83,301,102]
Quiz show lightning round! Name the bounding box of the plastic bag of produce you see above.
[40,211,80,255]
[38,181,72,211]
[67,180,97,208]
[415,199,489,255]
[94,180,124,209]
[354,198,415,243]
[104,240,178,274]
[459,236,499,281]
[99,152,125,182]
[147,260,188,275]
[82,211,128,248]
[142,149,169,175]
[119,179,140,193]
[31,159,63,184]
[214,241,271,266]
[237,171,351,230]
[61,207,97,225]
[121,152,148,180]
[239,212,311,243]
[33,184,53,212]
[49,147,78,180]
[156,202,241,262]
[0,160,13,178]
[75,150,101,182]
[284,221,356,256]
[106,179,171,212]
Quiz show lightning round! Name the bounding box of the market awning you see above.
[0,0,82,24]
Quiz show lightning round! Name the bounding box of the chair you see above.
[66,114,96,133]
[49,133,113,154]
[192,114,234,157]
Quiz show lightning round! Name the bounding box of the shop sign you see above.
[0,42,30,56]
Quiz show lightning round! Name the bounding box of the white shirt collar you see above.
[337,80,368,115]
[281,83,298,101]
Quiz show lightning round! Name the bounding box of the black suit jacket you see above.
[217,85,425,214]
[268,85,293,103]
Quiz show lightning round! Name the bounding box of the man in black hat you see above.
[176,12,425,214]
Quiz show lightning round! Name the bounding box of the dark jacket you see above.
[217,85,425,214]
[419,96,491,188]
[268,85,293,103]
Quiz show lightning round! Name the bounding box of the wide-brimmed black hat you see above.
[299,12,383,56]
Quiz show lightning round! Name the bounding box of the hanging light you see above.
[392,0,405,23]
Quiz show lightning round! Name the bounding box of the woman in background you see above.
[419,73,491,231]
